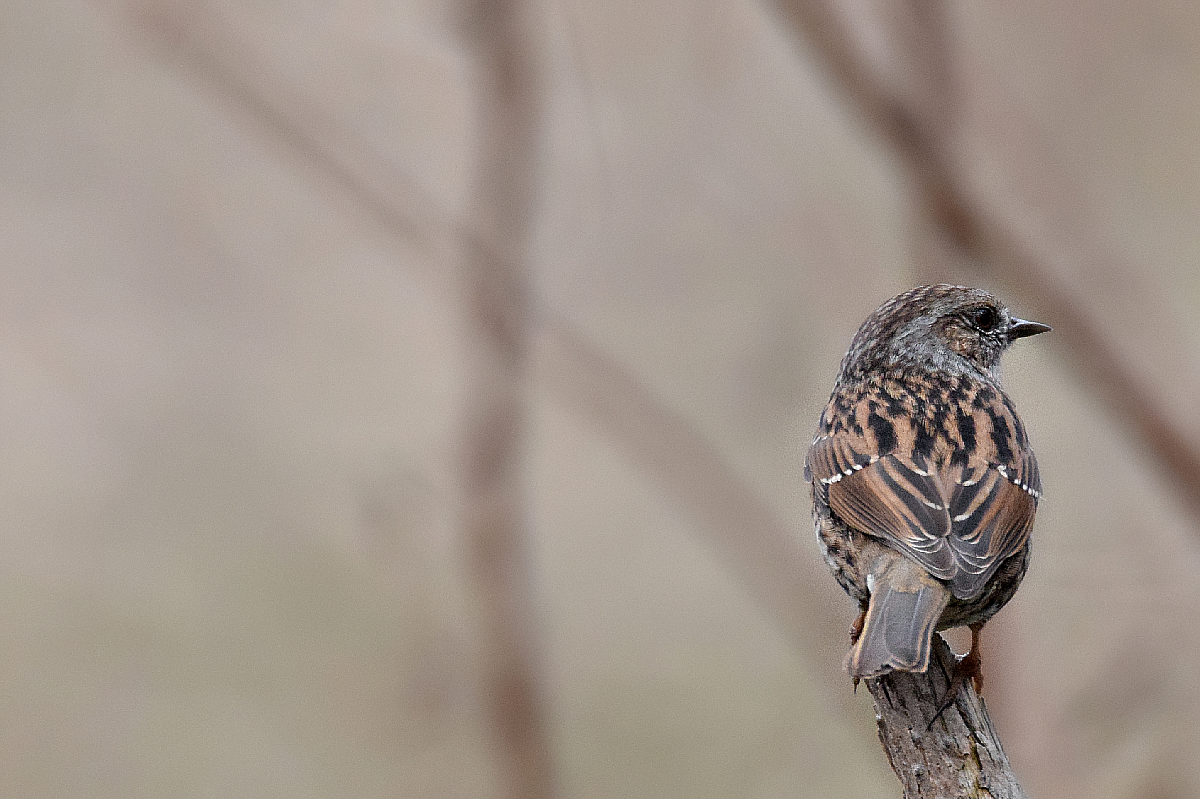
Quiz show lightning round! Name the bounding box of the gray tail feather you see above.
[846,560,950,680]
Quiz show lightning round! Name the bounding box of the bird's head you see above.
[839,284,1050,381]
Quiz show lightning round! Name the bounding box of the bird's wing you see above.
[806,396,1040,600]
[935,454,1039,598]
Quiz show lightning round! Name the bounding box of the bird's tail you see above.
[846,554,951,680]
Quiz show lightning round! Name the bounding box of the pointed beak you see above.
[1008,317,1052,340]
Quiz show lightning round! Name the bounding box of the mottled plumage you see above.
[805,284,1049,684]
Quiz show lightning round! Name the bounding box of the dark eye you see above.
[965,306,1001,331]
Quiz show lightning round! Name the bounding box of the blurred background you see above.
[4,1,1200,795]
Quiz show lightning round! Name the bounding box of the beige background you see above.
[3,2,1200,796]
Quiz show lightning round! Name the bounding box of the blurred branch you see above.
[457,1,556,796]
[117,0,848,677]
[119,1,450,262]
[123,2,557,795]
[769,0,1200,522]
[867,637,1025,799]
[538,312,835,654]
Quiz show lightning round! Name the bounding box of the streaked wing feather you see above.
[945,470,1036,598]
[825,453,956,581]
[817,438,1038,600]
[808,382,1041,602]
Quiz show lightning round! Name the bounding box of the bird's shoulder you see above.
[806,369,1040,498]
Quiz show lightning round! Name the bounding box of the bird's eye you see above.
[965,306,1001,331]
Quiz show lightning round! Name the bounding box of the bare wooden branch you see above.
[867,636,1025,798]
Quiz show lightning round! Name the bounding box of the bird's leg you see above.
[849,603,867,644]
[849,603,867,692]
[928,623,985,728]
[961,622,984,693]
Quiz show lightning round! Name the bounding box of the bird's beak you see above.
[1008,317,1052,340]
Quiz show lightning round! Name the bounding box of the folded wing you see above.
[807,425,1039,600]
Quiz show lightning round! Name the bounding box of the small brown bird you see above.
[805,284,1049,690]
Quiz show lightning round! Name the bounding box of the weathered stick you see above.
[866,635,1025,799]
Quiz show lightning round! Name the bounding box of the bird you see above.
[804,284,1049,694]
